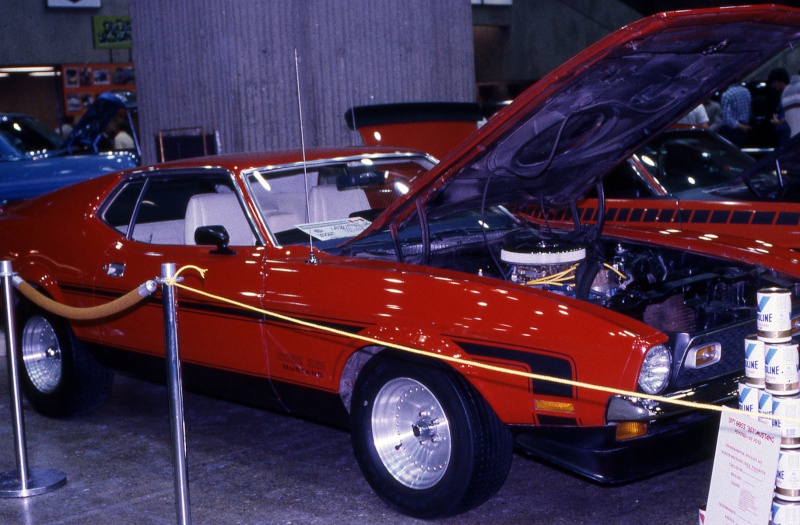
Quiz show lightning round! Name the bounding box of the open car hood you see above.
[63,90,137,154]
[355,5,800,240]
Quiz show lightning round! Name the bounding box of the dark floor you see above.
[0,348,714,525]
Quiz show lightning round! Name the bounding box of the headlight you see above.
[638,344,672,395]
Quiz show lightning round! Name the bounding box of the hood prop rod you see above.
[595,181,606,234]
[417,200,431,265]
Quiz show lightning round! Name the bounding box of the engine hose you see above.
[12,276,158,321]
[574,259,601,300]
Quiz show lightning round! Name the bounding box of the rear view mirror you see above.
[336,169,383,189]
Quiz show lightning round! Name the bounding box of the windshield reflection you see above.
[636,129,755,195]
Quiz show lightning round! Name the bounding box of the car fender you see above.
[11,260,67,305]
[336,324,536,424]
[335,312,659,427]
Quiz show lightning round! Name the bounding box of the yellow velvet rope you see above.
[13,278,157,321]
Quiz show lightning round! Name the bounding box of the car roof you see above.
[128,146,429,174]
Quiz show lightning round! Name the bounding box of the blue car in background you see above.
[0,91,140,203]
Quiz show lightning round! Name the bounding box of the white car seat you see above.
[307,185,370,223]
[184,192,255,246]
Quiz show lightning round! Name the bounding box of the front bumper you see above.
[512,372,739,483]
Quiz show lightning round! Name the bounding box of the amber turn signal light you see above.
[615,421,648,441]
[534,399,575,413]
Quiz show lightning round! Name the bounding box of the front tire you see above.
[17,301,114,418]
[351,352,512,519]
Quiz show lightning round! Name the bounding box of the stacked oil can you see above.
[740,287,799,523]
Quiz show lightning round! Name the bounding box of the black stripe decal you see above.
[456,341,574,398]
[537,414,578,426]
[753,211,776,225]
[658,209,675,222]
[691,210,710,223]
[710,210,731,224]
[777,212,800,226]
[731,211,751,224]
[58,283,365,335]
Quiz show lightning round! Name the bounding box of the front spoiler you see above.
[511,372,741,483]
[512,410,721,483]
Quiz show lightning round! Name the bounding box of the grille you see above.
[672,320,754,389]
[644,293,695,333]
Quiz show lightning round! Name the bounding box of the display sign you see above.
[705,413,781,525]
[47,0,101,8]
[93,16,131,49]
[297,218,372,241]
[61,62,135,117]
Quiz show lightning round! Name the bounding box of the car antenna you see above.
[294,49,318,265]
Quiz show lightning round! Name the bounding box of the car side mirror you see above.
[194,225,236,255]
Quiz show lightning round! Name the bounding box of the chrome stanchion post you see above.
[0,260,66,497]
[161,262,191,525]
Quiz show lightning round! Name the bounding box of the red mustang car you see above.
[4,5,800,519]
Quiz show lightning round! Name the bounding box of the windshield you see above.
[737,158,800,201]
[0,115,63,156]
[633,129,755,195]
[243,154,434,247]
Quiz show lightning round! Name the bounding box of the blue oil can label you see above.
[739,382,759,417]
[765,342,800,395]
[758,288,793,343]
[773,495,800,523]
[774,395,800,449]
[746,335,766,387]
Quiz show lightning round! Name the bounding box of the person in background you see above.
[678,104,709,129]
[782,70,800,138]
[718,82,752,147]
[705,97,723,132]
[55,115,74,138]
[108,117,135,150]
[768,68,790,145]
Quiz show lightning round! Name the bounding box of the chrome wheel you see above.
[352,354,513,518]
[21,315,62,394]
[371,377,451,489]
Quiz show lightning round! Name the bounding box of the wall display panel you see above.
[93,16,132,49]
[61,62,134,118]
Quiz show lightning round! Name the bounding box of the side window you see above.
[131,178,209,245]
[103,181,145,235]
[102,174,255,246]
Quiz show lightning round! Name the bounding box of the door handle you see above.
[106,262,126,277]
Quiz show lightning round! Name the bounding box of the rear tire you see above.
[17,302,114,418]
[351,352,512,519]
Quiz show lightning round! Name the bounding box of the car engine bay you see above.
[493,231,773,336]
[343,214,798,339]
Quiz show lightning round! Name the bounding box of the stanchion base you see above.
[0,467,66,498]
